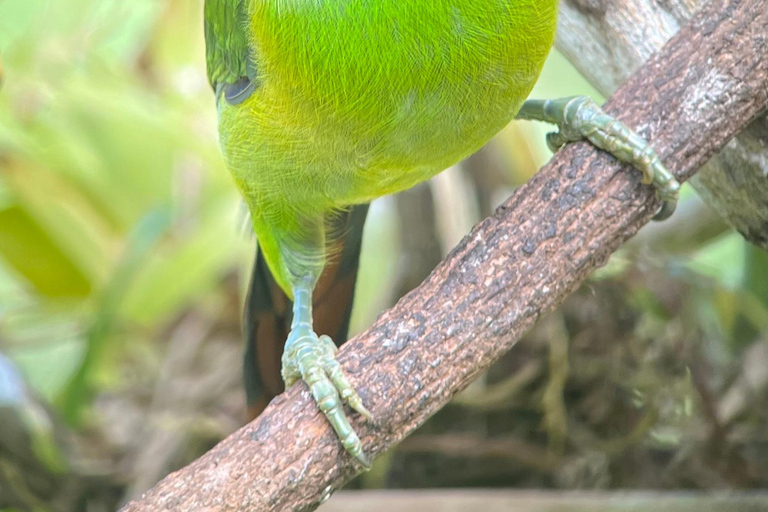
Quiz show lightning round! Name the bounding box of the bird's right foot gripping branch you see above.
[516,96,680,220]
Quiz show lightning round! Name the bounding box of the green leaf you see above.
[0,205,91,297]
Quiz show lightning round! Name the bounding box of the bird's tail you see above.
[242,204,370,420]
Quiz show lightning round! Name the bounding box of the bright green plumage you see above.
[207,0,557,292]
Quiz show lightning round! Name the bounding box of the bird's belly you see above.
[334,85,521,202]
[229,0,558,208]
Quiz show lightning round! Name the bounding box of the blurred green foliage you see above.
[0,0,251,423]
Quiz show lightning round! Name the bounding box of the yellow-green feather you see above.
[208,0,558,295]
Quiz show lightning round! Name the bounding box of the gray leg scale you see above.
[281,276,372,468]
[516,96,680,220]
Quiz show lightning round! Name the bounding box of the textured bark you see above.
[558,0,768,247]
[121,1,768,511]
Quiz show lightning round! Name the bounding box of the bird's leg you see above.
[281,274,372,467]
[516,96,680,220]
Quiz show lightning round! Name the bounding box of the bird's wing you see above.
[203,0,257,104]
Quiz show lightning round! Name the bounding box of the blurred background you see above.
[0,1,765,511]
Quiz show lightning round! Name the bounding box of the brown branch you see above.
[557,0,768,247]
[121,1,768,511]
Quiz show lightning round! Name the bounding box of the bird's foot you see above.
[282,326,372,468]
[516,96,680,220]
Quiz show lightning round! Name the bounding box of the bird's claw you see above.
[519,96,680,221]
[282,328,372,468]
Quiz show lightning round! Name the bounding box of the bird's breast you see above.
[227,0,558,205]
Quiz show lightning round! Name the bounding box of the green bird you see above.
[204,0,679,466]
